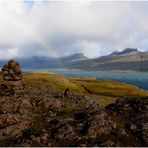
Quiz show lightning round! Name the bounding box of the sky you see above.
[0,0,148,59]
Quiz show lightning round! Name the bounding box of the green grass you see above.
[24,72,147,99]
[70,78,148,98]
[0,72,147,108]
[24,72,83,93]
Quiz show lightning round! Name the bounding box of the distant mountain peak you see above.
[110,50,120,56]
[60,53,88,62]
[69,53,86,58]
[122,48,138,53]
[73,53,84,56]
[110,48,140,56]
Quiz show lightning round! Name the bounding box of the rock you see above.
[142,123,148,145]
[0,96,32,114]
[72,100,116,140]
[42,97,63,110]
[0,96,32,142]
[48,143,51,146]
[87,111,113,138]
[19,98,32,114]
[0,114,19,128]
[79,144,87,147]
[48,119,76,144]
[0,121,30,140]
[64,89,69,96]
[1,60,24,95]
[0,60,32,145]
[105,98,148,146]
[130,124,137,130]
[41,133,49,142]
[85,101,99,114]
[101,140,115,147]
[117,128,129,141]
[53,122,76,140]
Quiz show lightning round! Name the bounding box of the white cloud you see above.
[0,1,148,59]
[69,40,106,58]
[0,47,18,59]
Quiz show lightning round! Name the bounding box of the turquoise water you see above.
[23,69,148,90]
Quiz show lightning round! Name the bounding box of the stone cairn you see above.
[0,60,32,143]
[1,60,24,95]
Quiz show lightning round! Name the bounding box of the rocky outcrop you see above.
[10,93,147,147]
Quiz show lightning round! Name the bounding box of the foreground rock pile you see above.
[0,60,32,145]
[1,60,24,96]
[0,89,147,146]
[19,91,147,147]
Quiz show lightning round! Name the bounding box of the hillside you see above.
[0,72,147,146]
[63,48,148,71]
[24,72,148,100]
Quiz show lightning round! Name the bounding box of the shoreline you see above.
[1,67,148,73]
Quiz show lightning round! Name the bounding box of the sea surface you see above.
[23,69,148,90]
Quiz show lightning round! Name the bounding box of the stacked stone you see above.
[0,60,32,143]
[1,60,24,93]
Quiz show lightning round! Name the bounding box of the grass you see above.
[24,72,83,94]
[0,72,147,108]
[70,78,148,98]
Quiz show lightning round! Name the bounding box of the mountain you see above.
[62,48,148,71]
[0,49,148,71]
[109,50,120,56]
[58,53,88,62]
[109,48,141,56]
[0,53,88,69]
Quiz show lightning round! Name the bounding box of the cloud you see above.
[0,47,18,59]
[0,1,148,59]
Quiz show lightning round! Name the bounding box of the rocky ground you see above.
[0,89,147,147]
[0,61,147,147]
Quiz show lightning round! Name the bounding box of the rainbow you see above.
[2,9,61,58]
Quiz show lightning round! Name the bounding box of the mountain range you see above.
[59,48,148,71]
[0,48,148,71]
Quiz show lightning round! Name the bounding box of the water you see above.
[23,69,148,90]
